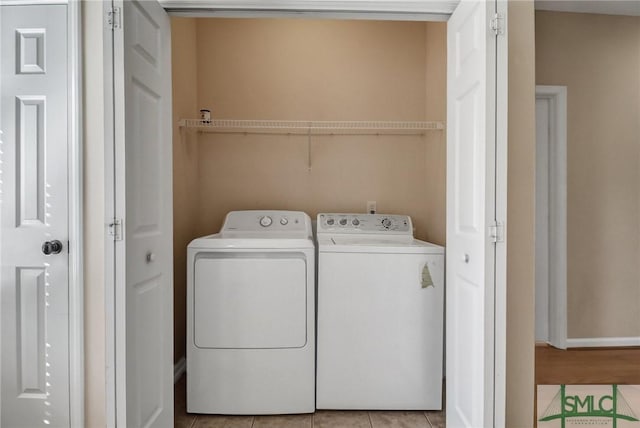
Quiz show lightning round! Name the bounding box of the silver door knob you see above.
[463,253,470,263]
[42,240,63,255]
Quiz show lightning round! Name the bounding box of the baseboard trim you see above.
[566,337,640,348]
[174,357,187,384]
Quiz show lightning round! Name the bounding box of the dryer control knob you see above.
[259,216,273,227]
[280,217,289,225]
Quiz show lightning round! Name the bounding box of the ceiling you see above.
[535,0,640,17]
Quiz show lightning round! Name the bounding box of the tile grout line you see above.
[424,412,434,428]
[188,415,198,428]
[367,411,374,428]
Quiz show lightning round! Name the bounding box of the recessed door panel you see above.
[16,28,46,74]
[16,96,46,226]
[132,276,164,428]
[194,254,307,349]
[16,267,46,397]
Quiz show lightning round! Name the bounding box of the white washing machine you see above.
[316,213,444,410]
[187,210,315,414]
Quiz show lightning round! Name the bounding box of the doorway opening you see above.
[106,2,507,426]
[171,15,448,421]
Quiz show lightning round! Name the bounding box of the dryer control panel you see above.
[221,210,312,236]
[317,213,413,235]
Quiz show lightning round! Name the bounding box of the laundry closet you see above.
[170,17,448,366]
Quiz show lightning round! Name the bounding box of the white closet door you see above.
[446,0,498,426]
[1,4,70,427]
[112,0,174,426]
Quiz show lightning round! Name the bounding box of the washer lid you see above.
[317,235,444,254]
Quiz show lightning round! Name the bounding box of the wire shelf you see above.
[178,119,445,135]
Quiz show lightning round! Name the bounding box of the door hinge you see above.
[107,7,122,30]
[489,221,505,243]
[490,13,504,36]
[109,218,123,241]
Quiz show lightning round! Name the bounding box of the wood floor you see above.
[535,345,640,385]
[535,345,640,427]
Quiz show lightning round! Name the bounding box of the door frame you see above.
[67,1,85,425]
[0,0,84,425]
[534,85,567,349]
[103,1,508,425]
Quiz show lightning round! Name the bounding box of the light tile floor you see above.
[175,376,446,428]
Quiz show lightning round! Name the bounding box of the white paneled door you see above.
[112,0,174,426]
[446,0,500,426]
[0,4,70,427]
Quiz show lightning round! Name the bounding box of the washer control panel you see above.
[317,213,412,234]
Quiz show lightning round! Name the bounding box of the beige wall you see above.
[424,22,447,246]
[536,11,640,338]
[82,1,106,426]
[507,1,536,426]
[191,19,446,241]
[171,17,199,363]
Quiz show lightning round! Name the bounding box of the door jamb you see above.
[535,85,568,350]
[494,1,508,425]
[68,0,85,426]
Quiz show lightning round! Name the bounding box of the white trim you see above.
[163,0,457,20]
[168,10,449,21]
[103,0,117,425]
[110,0,130,425]
[67,0,84,426]
[0,0,68,5]
[567,337,640,348]
[536,1,640,17]
[174,358,187,384]
[535,85,568,350]
[493,1,508,426]
[160,0,459,13]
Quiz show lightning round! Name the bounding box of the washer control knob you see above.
[326,218,335,226]
[280,217,289,226]
[339,218,348,226]
[352,219,360,226]
[259,216,273,227]
[381,218,392,229]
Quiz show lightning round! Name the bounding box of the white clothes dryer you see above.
[316,213,444,410]
[187,211,315,414]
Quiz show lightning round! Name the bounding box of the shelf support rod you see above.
[307,124,312,172]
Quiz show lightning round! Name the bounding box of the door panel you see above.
[194,256,307,349]
[114,0,174,426]
[1,4,70,427]
[446,0,497,426]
